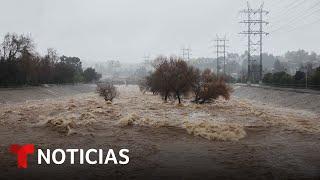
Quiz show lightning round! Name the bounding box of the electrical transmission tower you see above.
[142,54,151,68]
[214,35,228,76]
[143,55,150,63]
[181,48,191,61]
[239,2,269,84]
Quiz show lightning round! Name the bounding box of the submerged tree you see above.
[96,82,119,102]
[143,56,231,104]
[192,69,231,104]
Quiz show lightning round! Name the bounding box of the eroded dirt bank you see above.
[0,85,319,179]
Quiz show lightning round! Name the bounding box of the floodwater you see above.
[0,85,319,179]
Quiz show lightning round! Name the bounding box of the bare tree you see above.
[1,33,34,61]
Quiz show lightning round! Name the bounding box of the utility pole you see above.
[223,38,226,75]
[216,39,219,75]
[214,35,228,76]
[239,2,268,84]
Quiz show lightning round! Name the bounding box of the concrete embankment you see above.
[0,84,96,104]
[233,85,320,114]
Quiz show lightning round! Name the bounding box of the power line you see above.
[285,15,320,33]
[269,1,320,33]
[270,0,307,24]
[266,0,290,10]
[270,7,320,33]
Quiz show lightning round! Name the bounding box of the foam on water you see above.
[117,113,246,141]
[182,120,246,141]
[1,85,319,141]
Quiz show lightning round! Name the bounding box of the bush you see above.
[294,71,305,82]
[263,73,273,84]
[262,67,320,89]
[96,82,119,102]
[311,67,320,86]
[138,78,149,94]
[263,71,294,85]
[193,69,231,104]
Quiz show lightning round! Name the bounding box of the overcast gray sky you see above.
[0,0,319,63]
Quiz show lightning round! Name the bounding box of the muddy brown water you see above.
[0,85,319,179]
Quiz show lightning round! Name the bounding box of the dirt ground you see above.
[0,85,319,179]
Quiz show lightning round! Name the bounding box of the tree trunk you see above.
[164,92,168,102]
[176,92,181,104]
[200,98,206,104]
[194,94,199,104]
